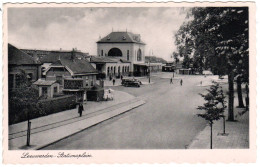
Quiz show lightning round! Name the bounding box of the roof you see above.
[145,56,167,64]
[90,56,131,63]
[90,56,117,63]
[50,58,98,75]
[38,51,89,63]
[97,32,145,45]
[33,79,56,86]
[8,44,41,65]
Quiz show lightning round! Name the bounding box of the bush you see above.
[9,95,77,125]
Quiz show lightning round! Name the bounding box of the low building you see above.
[8,44,42,89]
[90,56,131,78]
[43,55,98,101]
[33,80,60,98]
[145,56,166,72]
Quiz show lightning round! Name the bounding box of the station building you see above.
[95,31,148,77]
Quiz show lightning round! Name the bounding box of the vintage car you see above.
[121,79,141,87]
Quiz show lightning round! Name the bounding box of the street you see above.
[43,74,211,149]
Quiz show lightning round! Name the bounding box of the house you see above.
[33,80,60,98]
[8,44,42,89]
[96,31,148,77]
[43,54,98,101]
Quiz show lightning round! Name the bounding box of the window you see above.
[54,86,58,93]
[127,50,130,60]
[56,76,62,85]
[137,49,142,61]
[108,48,123,57]
[107,67,110,75]
[42,87,48,95]
[101,50,103,56]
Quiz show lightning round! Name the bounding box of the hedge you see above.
[9,95,77,125]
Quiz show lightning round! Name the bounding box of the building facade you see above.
[8,44,42,89]
[96,31,148,76]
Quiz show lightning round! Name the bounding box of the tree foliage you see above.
[197,82,227,123]
[9,70,40,124]
[175,7,249,78]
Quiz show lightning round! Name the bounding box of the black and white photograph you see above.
[2,2,257,164]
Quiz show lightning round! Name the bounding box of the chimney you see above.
[33,51,39,62]
[71,48,76,61]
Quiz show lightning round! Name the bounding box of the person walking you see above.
[180,79,183,86]
[170,77,173,84]
[78,103,84,117]
[112,78,115,86]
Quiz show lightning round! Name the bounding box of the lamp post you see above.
[148,61,150,83]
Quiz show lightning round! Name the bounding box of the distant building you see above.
[145,56,167,72]
[8,44,42,89]
[96,31,147,77]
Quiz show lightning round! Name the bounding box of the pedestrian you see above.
[180,79,183,86]
[109,75,112,81]
[170,77,173,84]
[78,103,84,117]
[121,75,123,80]
[112,78,115,86]
[200,81,202,86]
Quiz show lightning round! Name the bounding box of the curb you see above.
[33,100,146,150]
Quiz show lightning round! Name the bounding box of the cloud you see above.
[8,7,187,61]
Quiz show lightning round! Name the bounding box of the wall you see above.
[8,65,40,89]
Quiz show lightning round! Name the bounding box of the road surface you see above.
[43,74,210,149]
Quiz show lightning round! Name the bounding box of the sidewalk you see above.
[9,90,145,150]
[188,107,249,149]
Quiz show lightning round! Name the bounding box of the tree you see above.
[9,70,40,123]
[197,82,227,149]
[9,70,40,145]
[175,7,249,121]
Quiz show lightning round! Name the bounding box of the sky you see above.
[8,7,188,61]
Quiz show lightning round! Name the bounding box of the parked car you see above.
[133,78,142,85]
[121,79,141,87]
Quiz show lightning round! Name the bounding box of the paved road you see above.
[43,74,209,149]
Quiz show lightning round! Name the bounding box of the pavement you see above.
[188,97,249,149]
[8,90,146,150]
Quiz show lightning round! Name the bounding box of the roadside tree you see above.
[197,82,227,149]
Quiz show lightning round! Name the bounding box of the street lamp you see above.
[148,61,150,83]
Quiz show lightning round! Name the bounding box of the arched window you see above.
[108,48,123,57]
[137,49,142,61]
[107,67,110,75]
[114,66,116,74]
[122,66,124,74]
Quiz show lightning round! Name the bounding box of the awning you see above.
[134,63,148,67]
